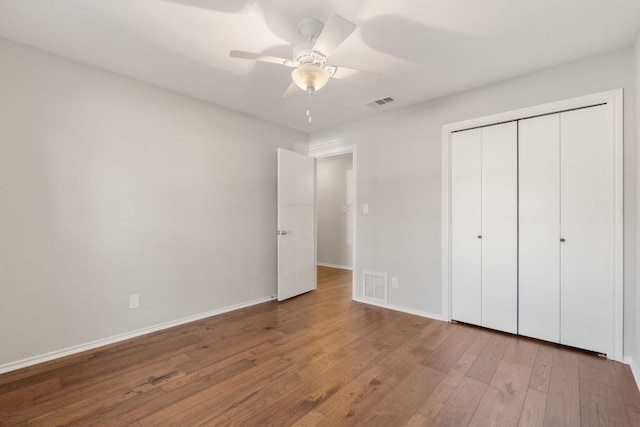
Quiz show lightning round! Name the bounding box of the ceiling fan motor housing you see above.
[293,17,338,76]
[293,41,326,66]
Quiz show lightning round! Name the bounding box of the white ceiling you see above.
[0,0,639,133]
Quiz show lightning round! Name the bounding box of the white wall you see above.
[0,37,306,368]
[310,48,637,354]
[317,154,353,268]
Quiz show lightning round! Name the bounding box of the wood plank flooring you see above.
[1,266,639,426]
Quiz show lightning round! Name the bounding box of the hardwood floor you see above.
[1,266,639,426]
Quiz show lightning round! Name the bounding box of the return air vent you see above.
[363,271,387,302]
[364,96,397,110]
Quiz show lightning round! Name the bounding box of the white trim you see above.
[314,156,318,292]
[353,296,444,321]
[317,262,353,270]
[442,90,620,133]
[0,295,275,375]
[308,144,358,301]
[442,89,624,361]
[442,121,452,324]
[307,138,352,158]
[611,90,624,363]
[623,357,640,392]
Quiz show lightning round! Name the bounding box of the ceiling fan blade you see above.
[312,15,356,58]
[282,82,304,98]
[331,65,379,84]
[331,66,363,80]
[229,50,297,67]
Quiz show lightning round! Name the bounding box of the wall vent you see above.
[363,271,387,303]
[364,96,397,110]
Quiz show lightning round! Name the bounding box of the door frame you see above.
[441,89,624,361]
[307,143,357,299]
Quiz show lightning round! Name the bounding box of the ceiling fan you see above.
[230,15,362,98]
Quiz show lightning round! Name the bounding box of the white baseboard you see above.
[317,263,353,270]
[623,356,640,391]
[0,295,275,375]
[353,296,444,321]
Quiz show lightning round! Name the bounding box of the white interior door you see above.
[277,148,316,301]
[519,114,561,343]
[451,128,482,326]
[560,105,609,353]
[480,122,518,334]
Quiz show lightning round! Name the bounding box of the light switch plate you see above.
[129,294,140,309]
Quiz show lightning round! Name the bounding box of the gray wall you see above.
[317,154,353,268]
[309,48,637,355]
[0,37,306,367]
[2,34,639,370]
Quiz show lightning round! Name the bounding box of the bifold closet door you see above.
[451,123,517,333]
[560,105,608,353]
[451,128,482,326]
[481,122,518,334]
[519,114,561,343]
[519,105,608,353]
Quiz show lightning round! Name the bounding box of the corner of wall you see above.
[294,140,310,155]
[634,29,640,391]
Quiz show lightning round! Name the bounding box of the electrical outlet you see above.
[129,294,139,309]
[391,277,399,289]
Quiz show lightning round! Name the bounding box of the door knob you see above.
[477,235,482,239]
[278,230,288,236]
[560,238,566,242]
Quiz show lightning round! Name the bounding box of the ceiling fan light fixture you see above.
[292,64,330,91]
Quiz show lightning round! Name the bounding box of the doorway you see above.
[314,149,356,297]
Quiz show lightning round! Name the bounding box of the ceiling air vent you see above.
[364,96,397,110]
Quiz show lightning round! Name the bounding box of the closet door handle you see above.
[560,238,566,242]
[477,235,482,239]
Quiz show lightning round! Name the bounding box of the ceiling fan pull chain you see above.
[307,88,313,124]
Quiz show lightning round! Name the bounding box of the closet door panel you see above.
[451,128,482,326]
[518,114,561,342]
[481,122,518,333]
[560,105,608,353]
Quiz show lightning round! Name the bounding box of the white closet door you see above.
[451,128,482,326]
[560,105,609,353]
[481,122,518,333]
[519,114,561,342]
